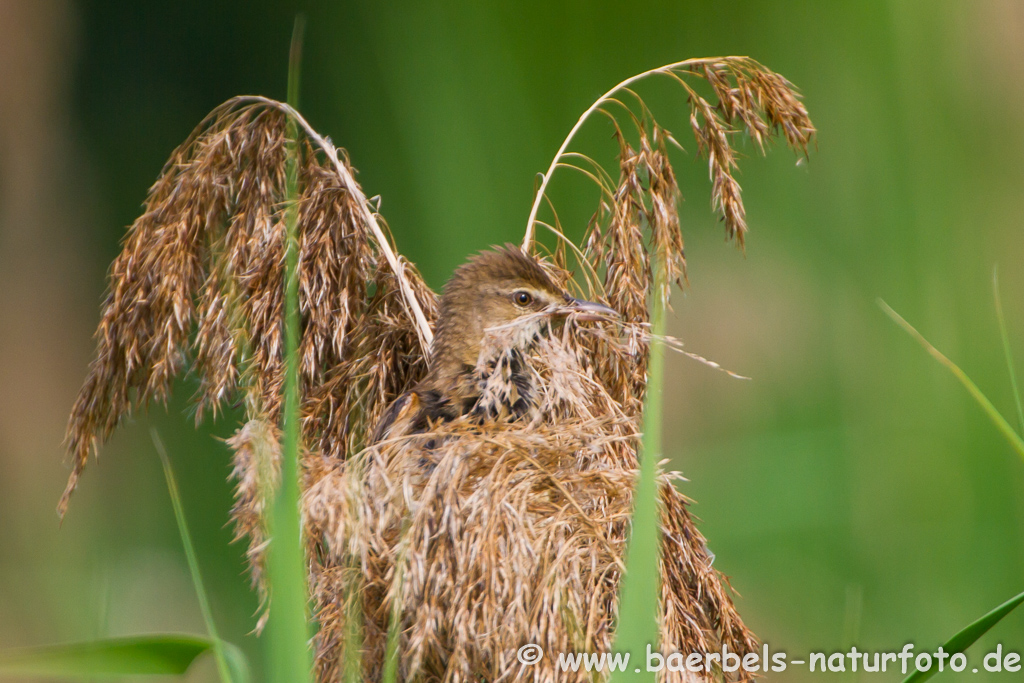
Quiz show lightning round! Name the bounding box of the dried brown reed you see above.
[61,97,436,519]
[63,56,814,682]
[305,328,757,682]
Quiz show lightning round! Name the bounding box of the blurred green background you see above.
[2,1,1023,680]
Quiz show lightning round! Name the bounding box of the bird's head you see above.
[429,245,617,375]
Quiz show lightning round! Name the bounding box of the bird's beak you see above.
[563,297,619,322]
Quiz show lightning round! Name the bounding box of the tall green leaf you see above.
[993,266,1024,434]
[152,429,244,683]
[611,264,667,682]
[903,590,1024,683]
[883,296,1024,681]
[0,635,247,680]
[342,566,365,683]
[381,519,412,683]
[266,15,314,683]
[880,300,1024,461]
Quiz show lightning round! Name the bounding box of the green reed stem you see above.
[611,264,667,682]
[266,15,313,683]
[151,429,236,683]
[381,519,411,683]
[993,266,1024,435]
[903,589,1024,683]
[880,299,1024,462]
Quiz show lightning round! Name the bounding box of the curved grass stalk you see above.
[152,430,240,683]
[903,589,1024,683]
[554,162,615,199]
[562,151,617,186]
[993,266,1024,434]
[522,57,725,250]
[524,55,749,248]
[880,299,1024,461]
[535,189,604,294]
[533,219,603,296]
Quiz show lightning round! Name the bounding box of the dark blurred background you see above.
[2,1,1023,680]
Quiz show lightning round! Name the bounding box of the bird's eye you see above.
[513,291,533,307]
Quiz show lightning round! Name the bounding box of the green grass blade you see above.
[151,429,241,683]
[221,643,251,683]
[266,14,314,683]
[342,568,364,683]
[903,589,1024,683]
[381,586,402,683]
[879,300,1024,462]
[611,267,667,683]
[381,519,412,683]
[0,635,223,678]
[287,15,305,111]
[993,266,1024,435]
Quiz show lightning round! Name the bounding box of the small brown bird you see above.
[372,245,617,442]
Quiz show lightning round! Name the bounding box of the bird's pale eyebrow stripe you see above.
[507,286,556,300]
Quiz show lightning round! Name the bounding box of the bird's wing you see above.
[370,391,422,444]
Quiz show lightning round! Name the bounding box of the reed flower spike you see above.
[63,56,814,682]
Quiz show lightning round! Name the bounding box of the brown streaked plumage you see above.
[371,245,617,443]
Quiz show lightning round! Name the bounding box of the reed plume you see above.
[63,56,814,682]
